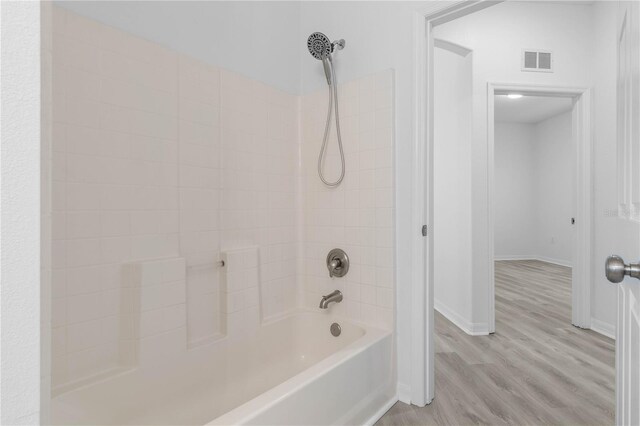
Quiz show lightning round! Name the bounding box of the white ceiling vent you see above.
[521,49,553,73]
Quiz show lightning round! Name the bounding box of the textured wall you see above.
[0,1,42,423]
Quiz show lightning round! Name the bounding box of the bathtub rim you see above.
[208,309,393,425]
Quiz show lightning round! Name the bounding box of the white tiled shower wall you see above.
[50,8,298,389]
[300,71,395,328]
[121,258,187,366]
[49,7,394,390]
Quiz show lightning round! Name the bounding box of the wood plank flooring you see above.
[377,260,615,425]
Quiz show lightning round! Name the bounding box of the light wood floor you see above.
[377,260,615,425]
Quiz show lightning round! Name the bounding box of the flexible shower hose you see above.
[318,60,345,187]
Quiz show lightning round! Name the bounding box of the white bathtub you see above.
[51,310,395,425]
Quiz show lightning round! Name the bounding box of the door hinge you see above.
[422,225,428,236]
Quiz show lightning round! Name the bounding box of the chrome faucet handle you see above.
[328,258,341,277]
[326,249,349,278]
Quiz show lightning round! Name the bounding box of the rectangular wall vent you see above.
[521,49,553,72]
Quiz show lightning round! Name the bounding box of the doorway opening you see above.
[488,85,593,335]
[492,93,577,337]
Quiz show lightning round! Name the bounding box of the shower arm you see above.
[332,39,346,51]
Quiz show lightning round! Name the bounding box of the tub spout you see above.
[319,290,343,309]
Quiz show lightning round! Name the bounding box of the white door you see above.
[608,2,640,424]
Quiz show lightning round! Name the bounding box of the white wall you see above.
[433,1,614,332]
[535,111,575,265]
[54,1,302,94]
[494,111,574,267]
[0,1,42,423]
[433,45,474,332]
[494,123,537,258]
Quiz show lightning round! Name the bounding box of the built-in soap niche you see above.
[185,259,225,349]
[120,258,188,367]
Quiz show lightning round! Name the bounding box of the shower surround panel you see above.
[300,71,395,329]
[49,6,395,395]
[50,8,299,390]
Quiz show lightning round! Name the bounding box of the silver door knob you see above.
[605,255,640,283]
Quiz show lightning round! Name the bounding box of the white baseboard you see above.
[590,318,615,340]
[434,300,489,336]
[494,255,572,268]
[535,255,572,268]
[494,254,538,261]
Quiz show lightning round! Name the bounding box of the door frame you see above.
[487,83,593,332]
[410,0,501,406]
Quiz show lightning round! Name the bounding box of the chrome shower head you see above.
[307,32,344,85]
[307,32,333,60]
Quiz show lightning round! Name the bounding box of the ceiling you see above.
[494,95,574,124]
